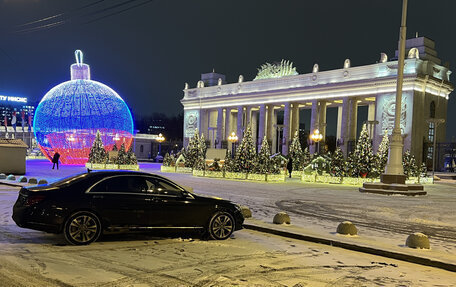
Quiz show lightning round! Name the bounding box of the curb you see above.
[243,223,456,273]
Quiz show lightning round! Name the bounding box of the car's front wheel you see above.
[208,211,235,240]
[64,211,102,245]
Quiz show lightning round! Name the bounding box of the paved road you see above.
[1,187,455,286]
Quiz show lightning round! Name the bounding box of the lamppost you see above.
[228,132,238,157]
[382,0,408,183]
[310,129,323,154]
[156,133,165,155]
[427,118,445,182]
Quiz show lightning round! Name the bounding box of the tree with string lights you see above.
[289,130,304,171]
[235,125,256,172]
[88,130,107,164]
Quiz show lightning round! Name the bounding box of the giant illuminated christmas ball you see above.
[34,50,134,164]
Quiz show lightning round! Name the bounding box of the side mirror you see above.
[181,191,194,199]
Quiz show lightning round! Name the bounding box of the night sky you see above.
[1,0,456,138]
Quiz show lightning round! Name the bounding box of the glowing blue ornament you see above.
[34,50,134,164]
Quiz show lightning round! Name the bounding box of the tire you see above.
[208,211,235,240]
[64,211,102,245]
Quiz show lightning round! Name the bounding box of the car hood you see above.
[192,193,233,205]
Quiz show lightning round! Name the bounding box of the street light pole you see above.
[228,132,238,158]
[383,0,407,180]
[156,133,165,155]
[310,129,323,155]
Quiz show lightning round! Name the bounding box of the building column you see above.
[258,104,266,150]
[237,106,243,142]
[199,109,208,139]
[348,98,358,143]
[216,107,223,148]
[339,97,358,156]
[367,103,376,140]
[224,108,231,141]
[282,102,291,155]
[251,110,258,147]
[291,103,300,139]
[309,100,319,154]
[272,108,278,154]
[336,105,343,141]
[319,101,327,140]
[245,106,252,128]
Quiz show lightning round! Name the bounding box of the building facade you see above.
[0,95,36,148]
[181,37,453,165]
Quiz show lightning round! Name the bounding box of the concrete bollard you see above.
[337,221,358,235]
[7,174,16,181]
[406,232,430,249]
[19,176,28,183]
[240,206,252,218]
[38,179,48,185]
[273,212,291,224]
[28,178,38,184]
[0,173,6,179]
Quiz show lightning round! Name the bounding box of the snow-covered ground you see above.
[0,159,455,285]
[1,186,455,286]
[18,160,456,261]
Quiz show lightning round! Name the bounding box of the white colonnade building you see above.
[181,37,453,165]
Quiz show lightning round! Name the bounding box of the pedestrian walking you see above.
[287,157,293,178]
[52,152,60,170]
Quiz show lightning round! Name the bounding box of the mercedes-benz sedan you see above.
[13,170,244,245]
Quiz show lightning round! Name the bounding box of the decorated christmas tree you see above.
[377,130,389,174]
[223,150,235,172]
[403,150,419,178]
[88,130,108,164]
[329,147,346,177]
[126,146,137,165]
[270,154,285,174]
[194,155,206,171]
[348,124,377,177]
[303,147,311,168]
[289,130,304,171]
[163,153,172,166]
[199,133,207,158]
[115,142,129,165]
[420,163,427,177]
[185,129,200,168]
[234,125,256,172]
[254,136,271,174]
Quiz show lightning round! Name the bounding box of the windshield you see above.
[51,173,89,187]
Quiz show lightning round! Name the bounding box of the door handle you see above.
[92,195,104,199]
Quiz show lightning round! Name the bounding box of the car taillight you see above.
[25,195,46,206]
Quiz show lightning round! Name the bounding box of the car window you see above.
[90,176,148,193]
[52,173,89,187]
[148,178,183,197]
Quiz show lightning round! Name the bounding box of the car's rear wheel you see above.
[208,211,235,240]
[64,211,101,245]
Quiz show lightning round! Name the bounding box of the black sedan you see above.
[13,170,244,245]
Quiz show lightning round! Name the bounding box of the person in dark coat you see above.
[287,157,293,178]
[52,152,60,170]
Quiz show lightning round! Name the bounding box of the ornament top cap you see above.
[70,49,91,80]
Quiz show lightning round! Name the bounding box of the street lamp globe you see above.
[156,133,165,155]
[228,132,238,157]
[310,129,323,153]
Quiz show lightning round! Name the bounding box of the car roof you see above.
[87,170,156,177]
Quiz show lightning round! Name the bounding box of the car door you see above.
[88,175,156,227]
[147,177,210,228]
